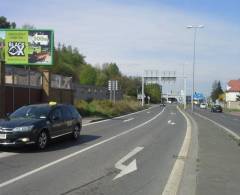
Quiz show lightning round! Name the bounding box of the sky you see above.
[1,0,240,95]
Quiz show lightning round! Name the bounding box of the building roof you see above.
[227,80,240,92]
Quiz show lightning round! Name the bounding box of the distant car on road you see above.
[211,105,223,113]
[200,103,207,109]
[0,102,82,150]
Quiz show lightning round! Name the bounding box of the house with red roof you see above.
[226,80,240,109]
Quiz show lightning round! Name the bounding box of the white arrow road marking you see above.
[147,111,151,114]
[123,118,135,123]
[168,120,176,125]
[113,146,144,180]
[170,112,176,115]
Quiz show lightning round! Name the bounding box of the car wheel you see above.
[37,130,48,150]
[72,125,81,140]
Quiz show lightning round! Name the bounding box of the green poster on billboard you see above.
[5,31,28,64]
[0,29,54,65]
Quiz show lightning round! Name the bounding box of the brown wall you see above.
[5,86,42,114]
[50,88,73,104]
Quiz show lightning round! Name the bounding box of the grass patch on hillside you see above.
[75,97,148,118]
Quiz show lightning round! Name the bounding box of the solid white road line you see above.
[113,146,144,180]
[194,112,240,141]
[0,108,165,189]
[162,107,192,195]
[83,105,159,127]
[123,118,134,123]
[0,152,18,159]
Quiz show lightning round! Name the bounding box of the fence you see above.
[0,62,74,117]
[73,83,123,101]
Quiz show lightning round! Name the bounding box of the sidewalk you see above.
[191,112,240,195]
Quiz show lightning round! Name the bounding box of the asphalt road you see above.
[0,105,187,195]
[193,107,240,136]
[187,108,240,195]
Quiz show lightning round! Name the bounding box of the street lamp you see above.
[186,25,204,112]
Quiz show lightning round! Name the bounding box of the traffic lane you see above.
[0,106,163,184]
[194,108,240,136]
[0,105,186,195]
[190,111,240,195]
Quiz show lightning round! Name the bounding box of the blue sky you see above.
[1,0,240,95]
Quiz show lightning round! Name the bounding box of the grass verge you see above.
[74,98,148,118]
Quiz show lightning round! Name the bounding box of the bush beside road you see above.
[75,97,148,118]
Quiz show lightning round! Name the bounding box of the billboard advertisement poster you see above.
[0,29,54,65]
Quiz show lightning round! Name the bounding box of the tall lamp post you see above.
[186,25,204,112]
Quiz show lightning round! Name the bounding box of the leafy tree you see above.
[96,70,108,86]
[102,63,121,79]
[211,80,224,102]
[145,84,161,103]
[0,16,16,28]
[79,65,97,85]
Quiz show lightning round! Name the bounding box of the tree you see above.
[145,84,162,103]
[211,80,224,102]
[102,63,121,79]
[79,65,97,85]
[0,16,16,28]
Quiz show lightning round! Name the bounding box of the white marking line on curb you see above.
[0,108,165,189]
[0,152,18,159]
[194,112,240,141]
[123,118,134,123]
[162,107,192,195]
[114,146,144,180]
[83,105,159,127]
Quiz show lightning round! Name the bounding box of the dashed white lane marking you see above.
[0,152,18,159]
[147,111,151,114]
[162,106,192,195]
[123,118,134,123]
[0,108,165,189]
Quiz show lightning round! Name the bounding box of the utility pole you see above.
[141,75,144,107]
[187,25,204,112]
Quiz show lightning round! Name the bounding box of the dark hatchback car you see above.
[211,105,223,113]
[0,103,82,149]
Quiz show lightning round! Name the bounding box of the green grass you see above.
[74,98,148,118]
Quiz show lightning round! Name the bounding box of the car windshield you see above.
[10,105,51,119]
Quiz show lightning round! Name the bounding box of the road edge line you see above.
[0,108,165,189]
[162,106,192,195]
[83,105,159,127]
[194,112,240,143]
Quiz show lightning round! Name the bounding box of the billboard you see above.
[0,29,54,65]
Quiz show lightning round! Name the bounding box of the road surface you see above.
[1,105,240,195]
[0,105,187,195]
